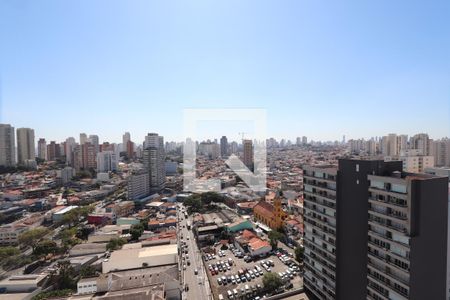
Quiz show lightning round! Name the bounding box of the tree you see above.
[61,206,94,227]
[295,245,304,263]
[18,227,49,246]
[184,195,203,214]
[54,261,76,290]
[80,265,97,278]
[0,246,20,260]
[268,230,283,250]
[200,192,223,205]
[33,239,59,256]
[130,223,144,241]
[262,272,283,293]
[106,237,127,251]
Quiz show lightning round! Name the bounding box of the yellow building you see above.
[253,192,287,230]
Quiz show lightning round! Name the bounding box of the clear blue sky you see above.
[1,0,449,144]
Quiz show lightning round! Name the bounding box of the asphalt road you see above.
[179,210,212,300]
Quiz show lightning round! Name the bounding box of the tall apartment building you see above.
[302,136,308,145]
[198,142,220,159]
[303,159,448,300]
[127,170,150,200]
[122,132,130,148]
[433,139,450,167]
[220,136,228,158]
[65,137,76,165]
[243,139,253,169]
[0,124,15,167]
[143,133,166,192]
[399,155,434,173]
[96,151,118,172]
[80,133,88,145]
[410,133,431,156]
[37,138,47,160]
[47,141,61,161]
[88,135,100,154]
[126,140,134,158]
[81,142,97,170]
[16,128,35,165]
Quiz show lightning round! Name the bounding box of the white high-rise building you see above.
[80,133,88,145]
[411,133,432,155]
[88,135,99,154]
[65,137,76,165]
[16,128,35,165]
[0,124,16,167]
[127,170,150,200]
[96,151,118,172]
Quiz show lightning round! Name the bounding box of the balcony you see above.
[367,269,409,299]
[368,230,410,249]
[368,251,410,277]
[304,194,336,209]
[367,260,410,288]
[368,218,408,236]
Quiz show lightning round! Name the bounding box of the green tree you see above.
[295,245,304,263]
[53,261,76,290]
[184,195,202,214]
[0,246,20,260]
[33,239,59,256]
[80,265,97,278]
[200,192,223,205]
[61,206,94,227]
[268,230,283,250]
[130,223,144,241]
[106,237,127,251]
[262,272,283,293]
[18,227,49,246]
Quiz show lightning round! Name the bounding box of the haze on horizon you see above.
[0,0,449,143]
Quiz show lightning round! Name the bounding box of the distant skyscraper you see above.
[88,135,99,154]
[220,136,228,158]
[37,138,47,160]
[47,141,61,161]
[16,128,35,165]
[296,137,301,146]
[411,133,432,156]
[123,132,130,147]
[80,133,88,145]
[81,142,96,169]
[143,133,166,191]
[0,124,16,167]
[96,151,118,172]
[243,139,253,169]
[65,137,76,165]
[126,140,134,158]
[302,136,308,145]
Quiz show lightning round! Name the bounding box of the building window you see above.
[356,164,359,172]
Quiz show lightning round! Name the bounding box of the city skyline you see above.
[1,1,449,142]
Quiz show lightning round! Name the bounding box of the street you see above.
[178,208,212,300]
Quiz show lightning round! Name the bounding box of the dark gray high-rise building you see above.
[303,159,448,300]
[220,136,228,158]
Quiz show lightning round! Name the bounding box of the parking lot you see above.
[203,243,303,300]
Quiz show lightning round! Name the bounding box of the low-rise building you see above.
[52,205,78,223]
[0,275,47,293]
[102,244,178,273]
